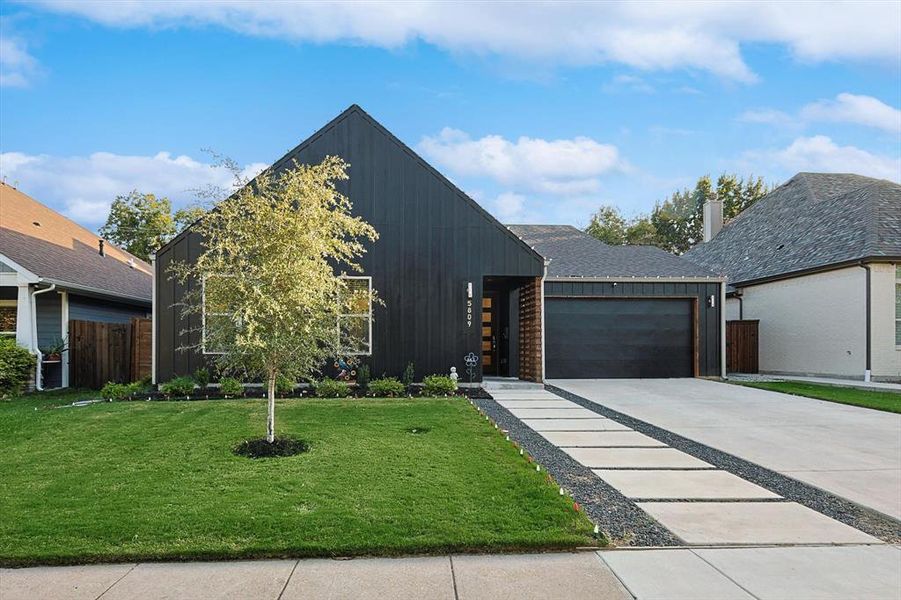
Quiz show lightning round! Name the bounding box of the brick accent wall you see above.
[518,277,543,382]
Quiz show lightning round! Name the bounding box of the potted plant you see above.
[40,338,67,362]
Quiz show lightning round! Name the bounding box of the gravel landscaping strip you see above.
[547,384,901,544]
[471,397,681,547]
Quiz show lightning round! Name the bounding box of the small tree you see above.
[585,205,627,245]
[170,156,378,443]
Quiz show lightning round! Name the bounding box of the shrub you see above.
[219,377,244,397]
[0,337,35,397]
[100,381,146,401]
[356,364,370,391]
[193,368,210,389]
[401,362,415,387]
[368,377,405,397]
[422,374,457,396]
[160,376,196,397]
[314,377,350,398]
[275,374,295,396]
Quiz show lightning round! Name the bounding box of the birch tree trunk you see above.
[266,372,276,443]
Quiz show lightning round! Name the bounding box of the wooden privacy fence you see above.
[69,318,152,389]
[726,319,759,374]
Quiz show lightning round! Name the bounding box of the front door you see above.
[481,292,499,375]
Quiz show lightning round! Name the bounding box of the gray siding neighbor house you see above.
[154,106,724,384]
[685,173,901,382]
[0,183,152,389]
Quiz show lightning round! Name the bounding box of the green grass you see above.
[736,381,901,413]
[0,391,598,566]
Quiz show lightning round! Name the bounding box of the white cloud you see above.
[27,1,901,82]
[740,93,900,133]
[0,19,41,87]
[800,93,901,134]
[602,74,655,94]
[418,127,623,196]
[742,135,901,182]
[0,150,267,227]
[492,192,527,222]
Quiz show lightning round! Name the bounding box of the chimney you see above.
[703,199,723,242]
[98,239,105,256]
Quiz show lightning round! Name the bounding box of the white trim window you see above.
[338,276,372,356]
[202,276,234,355]
[0,299,15,337]
[895,265,900,348]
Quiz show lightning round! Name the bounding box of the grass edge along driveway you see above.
[735,380,901,414]
[0,393,599,566]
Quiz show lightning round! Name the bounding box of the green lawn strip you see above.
[736,381,901,414]
[0,396,598,566]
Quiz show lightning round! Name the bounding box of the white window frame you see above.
[201,275,231,355]
[0,299,15,337]
[895,265,900,349]
[338,275,372,356]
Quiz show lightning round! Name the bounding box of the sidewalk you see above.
[3,546,899,600]
[729,373,901,392]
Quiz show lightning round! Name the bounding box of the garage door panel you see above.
[546,298,693,379]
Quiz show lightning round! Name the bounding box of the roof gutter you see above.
[729,255,901,289]
[30,283,56,391]
[544,275,726,283]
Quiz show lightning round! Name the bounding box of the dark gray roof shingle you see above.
[507,224,720,278]
[683,173,901,285]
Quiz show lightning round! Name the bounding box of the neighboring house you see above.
[684,173,901,382]
[154,105,724,384]
[0,183,152,389]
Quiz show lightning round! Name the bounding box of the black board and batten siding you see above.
[544,280,722,377]
[155,106,543,382]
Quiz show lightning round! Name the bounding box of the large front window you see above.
[0,300,15,337]
[895,265,901,348]
[338,276,372,355]
[202,276,235,355]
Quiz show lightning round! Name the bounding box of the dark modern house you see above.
[685,173,900,382]
[154,106,724,384]
[0,183,152,389]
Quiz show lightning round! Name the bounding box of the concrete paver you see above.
[496,400,582,409]
[550,378,901,519]
[522,418,631,431]
[694,545,901,600]
[452,552,631,600]
[598,549,753,600]
[281,556,454,600]
[593,469,781,500]
[637,501,881,545]
[508,407,600,419]
[562,447,713,469]
[100,560,295,600]
[538,430,666,447]
[0,563,136,600]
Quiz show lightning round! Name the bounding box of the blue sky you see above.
[1,2,899,230]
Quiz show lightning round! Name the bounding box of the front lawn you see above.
[736,381,901,413]
[0,392,597,566]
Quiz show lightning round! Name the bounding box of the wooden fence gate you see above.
[726,319,759,374]
[69,318,152,389]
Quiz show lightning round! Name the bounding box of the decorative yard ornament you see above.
[464,352,478,384]
[449,366,458,382]
[334,357,357,381]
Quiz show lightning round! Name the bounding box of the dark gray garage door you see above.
[545,298,693,378]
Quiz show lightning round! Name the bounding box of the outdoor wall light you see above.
[708,295,716,307]
[467,281,473,298]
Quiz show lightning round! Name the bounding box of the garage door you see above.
[545,298,694,378]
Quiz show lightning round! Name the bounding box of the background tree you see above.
[99,191,176,261]
[170,156,378,444]
[585,205,627,244]
[624,216,660,246]
[99,192,207,261]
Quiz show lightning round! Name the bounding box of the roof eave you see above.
[729,255,901,288]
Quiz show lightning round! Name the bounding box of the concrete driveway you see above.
[549,378,901,520]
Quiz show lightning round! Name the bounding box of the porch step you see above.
[481,378,545,391]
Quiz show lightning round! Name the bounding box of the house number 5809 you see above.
[466,299,473,327]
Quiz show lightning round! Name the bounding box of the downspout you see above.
[734,289,744,320]
[539,260,548,383]
[860,262,872,382]
[720,281,727,379]
[30,283,56,391]
[151,252,157,385]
